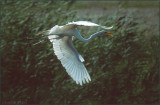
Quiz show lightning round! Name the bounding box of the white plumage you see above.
[47,21,113,85]
[67,21,113,29]
[48,35,91,85]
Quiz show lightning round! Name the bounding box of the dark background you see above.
[1,1,159,104]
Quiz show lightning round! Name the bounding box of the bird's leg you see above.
[33,39,47,45]
[36,30,50,36]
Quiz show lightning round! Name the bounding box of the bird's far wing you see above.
[67,21,113,29]
[48,35,91,85]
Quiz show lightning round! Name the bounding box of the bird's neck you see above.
[74,28,105,42]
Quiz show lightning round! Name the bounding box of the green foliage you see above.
[1,1,159,104]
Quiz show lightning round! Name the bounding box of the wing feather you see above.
[67,21,113,29]
[48,35,91,85]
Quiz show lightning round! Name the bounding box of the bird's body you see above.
[47,21,113,85]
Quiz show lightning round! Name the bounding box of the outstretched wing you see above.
[48,35,91,85]
[67,21,113,29]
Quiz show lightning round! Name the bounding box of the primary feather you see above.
[48,35,91,85]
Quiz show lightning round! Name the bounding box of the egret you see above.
[45,21,113,85]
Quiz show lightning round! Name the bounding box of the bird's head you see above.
[96,30,113,37]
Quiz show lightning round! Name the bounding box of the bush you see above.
[1,1,159,104]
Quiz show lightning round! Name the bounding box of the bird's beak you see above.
[105,32,112,36]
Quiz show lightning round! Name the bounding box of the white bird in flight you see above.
[45,21,113,85]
